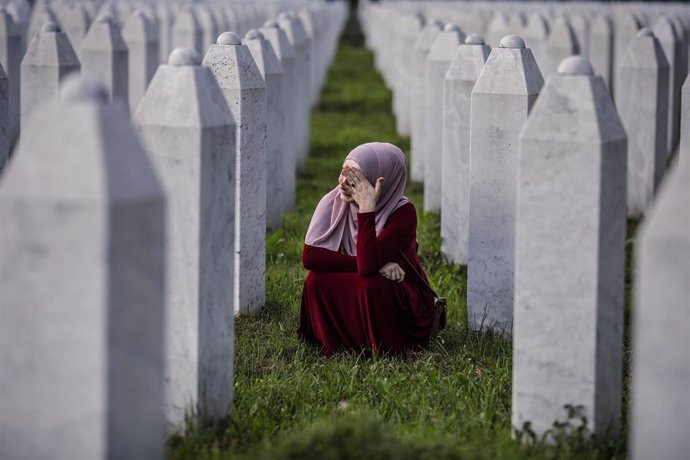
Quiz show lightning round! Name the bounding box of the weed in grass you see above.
[167,16,633,460]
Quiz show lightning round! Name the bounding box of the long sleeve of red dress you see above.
[302,203,417,275]
[299,203,436,356]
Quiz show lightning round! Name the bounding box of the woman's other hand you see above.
[379,262,405,283]
[341,165,384,213]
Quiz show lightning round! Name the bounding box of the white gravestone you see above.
[261,20,297,212]
[20,22,80,138]
[424,23,464,212]
[154,2,174,64]
[410,20,441,182]
[630,157,690,460]
[652,15,682,156]
[243,29,286,230]
[27,0,58,47]
[393,13,423,137]
[193,3,219,56]
[681,74,690,161]
[589,13,613,90]
[441,34,490,265]
[134,47,236,430]
[123,10,159,115]
[0,75,166,460]
[80,14,129,111]
[173,6,203,57]
[0,63,6,170]
[203,32,267,315]
[298,8,319,107]
[613,11,640,103]
[522,13,550,71]
[467,35,544,333]
[53,1,90,50]
[618,28,669,218]
[570,13,590,57]
[0,8,21,148]
[278,12,310,167]
[542,18,579,77]
[513,56,627,439]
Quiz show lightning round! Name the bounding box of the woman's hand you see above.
[379,262,405,283]
[341,166,384,213]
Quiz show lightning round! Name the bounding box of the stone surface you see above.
[393,13,423,137]
[0,63,6,170]
[613,11,640,103]
[123,10,159,115]
[522,13,550,71]
[424,24,464,211]
[203,36,267,315]
[154,2,174,64]
[467,36,544,333]
[513,57,627,439]
[681,74,690,161]
[630,157,690,460]
[243,29,286,229]
[80,14,129,111]
[0,75,165,460]
[570,13,590,57]
[133,49,236,430]
[652,15,682,156]
[410,20,442,182]
[193,2,219,56]
[589,13,613,89]
[261,20,297,212]
[542,18,579,77]
[278,12,310,167]
[0,7,21,147]
[617,29,669,217]
[20,22,80,137]
[441,36,490,265]
[52,1,90,50]
[172,6,203,57]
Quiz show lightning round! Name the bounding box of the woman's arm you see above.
[356,203,416,275]
[303,244,358,272]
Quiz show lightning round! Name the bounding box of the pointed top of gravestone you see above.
[499,34,525,49]
[245,29,264,41]
[168,47,201,66]
[444,23,460,33]
[557,56,594,76]
[42,21,59,32]
[59,74,108,103]
[465,34,485,45]
[637,28,653,39]
[264,20,278,29]
[96,13,114,24]
[217,31,240,45]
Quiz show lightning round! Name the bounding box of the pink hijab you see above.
[305,142,410,255]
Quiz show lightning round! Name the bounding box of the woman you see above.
[298,142,437,356]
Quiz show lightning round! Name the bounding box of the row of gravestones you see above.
[0,0,335,189]
[360,1,689,457]
[0,1,349,459]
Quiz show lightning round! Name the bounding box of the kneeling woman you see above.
[298,142,437,356]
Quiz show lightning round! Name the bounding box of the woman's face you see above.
[338,159,362,203]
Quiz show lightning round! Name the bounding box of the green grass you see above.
[167,17,632,460]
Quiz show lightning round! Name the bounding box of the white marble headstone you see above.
[514,56,627,439]
[467,34,543,333]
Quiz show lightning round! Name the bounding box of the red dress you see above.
[298,202,436,356]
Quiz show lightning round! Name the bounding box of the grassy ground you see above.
[167,18,632,460]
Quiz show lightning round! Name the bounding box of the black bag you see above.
[398,252,447,336]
